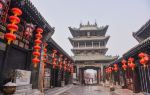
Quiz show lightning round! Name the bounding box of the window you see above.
[86,42,92,47]
[93,41,99,47]
[87,32,90,37]
[79,42,85,47]
[74,42,78,47]
[100,41,105,46]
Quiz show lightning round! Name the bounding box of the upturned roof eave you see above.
[123,37,150,58]
[133,19,150,38]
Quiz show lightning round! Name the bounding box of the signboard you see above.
[44,68,50,77]
[0,42,6,51]
[0,25,6,31]
[73,73,76,79]
[0,32,4,39]
[15,69,31,86]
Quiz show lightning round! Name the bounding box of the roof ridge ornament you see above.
[87,21,90,26]
[80,22,82,27]
[95,20,97,26]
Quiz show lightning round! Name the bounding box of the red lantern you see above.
[7,24,18,31]
[4,33,16,43]
[32,58,40,68]
[34,45,41,50]
[9,16,20,24]
[32,51,40,57]
[12,8,22,16]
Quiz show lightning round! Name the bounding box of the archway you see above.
[84,69,97,84]
[79,66,101,85]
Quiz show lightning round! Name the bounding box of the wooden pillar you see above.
[0,45,11,87]
[53,68,56,87]
[79,68,81,83]
[122,70,127,88]
[82,69,84,84]
[97,68,100,84]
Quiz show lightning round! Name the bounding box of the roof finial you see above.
[95,19,97,26]
[87,21,90,25]
[80,21,82,27]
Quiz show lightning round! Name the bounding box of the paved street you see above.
[59,85,111,95]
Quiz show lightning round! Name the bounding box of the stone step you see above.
[13,84,32,95]
[14,89,32,94]
[16,84,32,90]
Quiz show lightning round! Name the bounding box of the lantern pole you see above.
[147,65,150,88]
[141,66,146,92]
[38,43,44,94]
[143,66,149,93]
[138,67,144,92]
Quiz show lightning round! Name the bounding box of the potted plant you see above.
[2,70,17,95]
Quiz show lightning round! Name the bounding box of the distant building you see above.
[68,22,117,84]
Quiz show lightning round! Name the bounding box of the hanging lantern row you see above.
[52,50,57,69]
[51,51,72,71]
[5,8,22,44]
[105,52,150,74]
[32,28,43,68]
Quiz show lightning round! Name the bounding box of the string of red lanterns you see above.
[5,8,22,44]
[32,28,43,68]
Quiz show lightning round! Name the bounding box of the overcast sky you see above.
[31,0,150,57]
